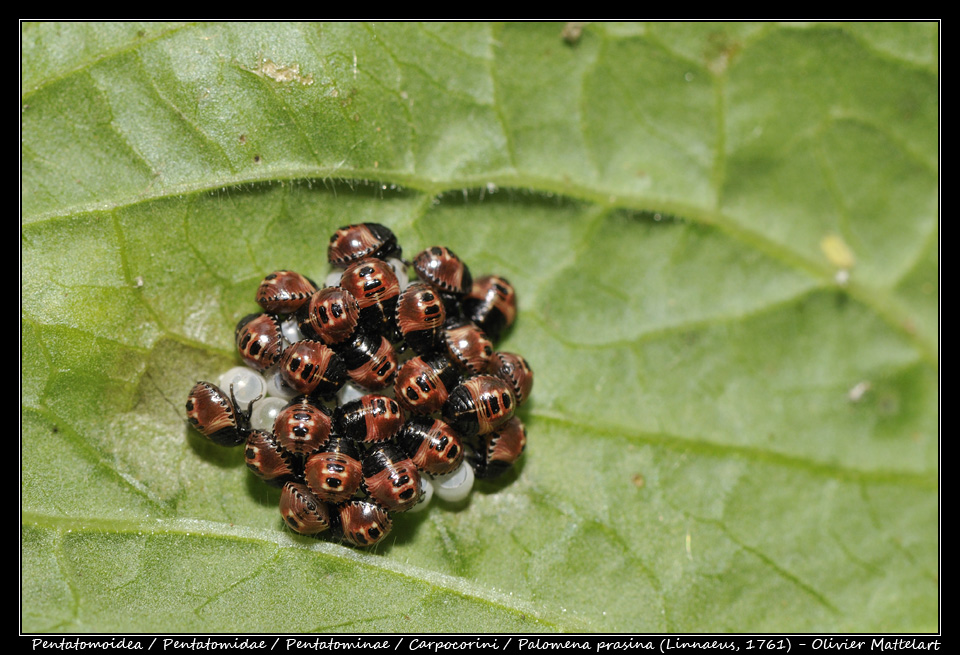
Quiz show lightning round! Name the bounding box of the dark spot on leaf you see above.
[877,392,900,416]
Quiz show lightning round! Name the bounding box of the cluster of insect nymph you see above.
[185,223,533,548]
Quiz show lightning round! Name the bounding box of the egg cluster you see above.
[185,223,533,548]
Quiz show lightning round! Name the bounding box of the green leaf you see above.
[21,22,938,633]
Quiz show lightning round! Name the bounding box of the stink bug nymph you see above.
[235,313,285,372]
[280,482,331,535]
[273,396,334,456]
[304,436,363,504]
[336,499,393,547]
[442,375,516,438]
[362,445,423,513]
[256,270,317,315]
[328,223,401,268]
[186,381,256,447]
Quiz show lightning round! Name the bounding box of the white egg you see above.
[431,461,475,503]
[387,258,410,289]
[265,368,297,400]
[408,476,434,513]
[218,367,266,406]
[249,396,288,432]
[324,270,343,288]
[280,317,304,346]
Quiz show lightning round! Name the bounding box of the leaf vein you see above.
[21,514,565,630]
[716,521,840,614]
[528,411,937,488]
[21,23,195,100]
[135,49,237,175]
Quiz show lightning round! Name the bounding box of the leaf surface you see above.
[21,22,938,633]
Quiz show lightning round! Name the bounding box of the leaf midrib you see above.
[21,169,937,366]
[21,512,568,630]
